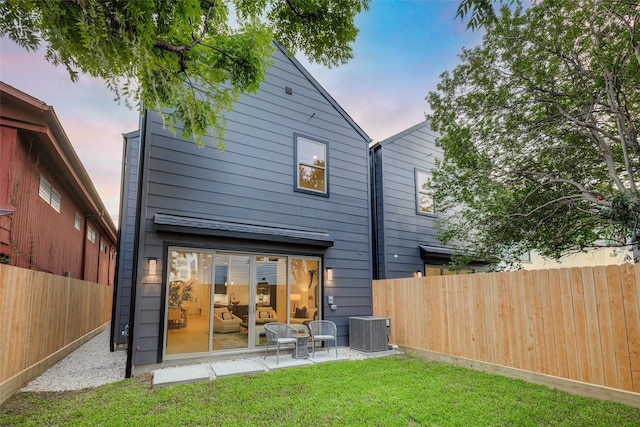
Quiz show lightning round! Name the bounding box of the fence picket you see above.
[372,264,639,396]
[0,264,113,397]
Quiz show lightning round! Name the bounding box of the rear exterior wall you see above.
[129,45,373,366]
[372,122,444,279]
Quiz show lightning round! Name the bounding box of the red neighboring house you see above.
[0,82,117,284]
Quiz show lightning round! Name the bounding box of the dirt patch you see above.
[133,372,153,389]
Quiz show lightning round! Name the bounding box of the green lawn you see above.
[2,355,639,426]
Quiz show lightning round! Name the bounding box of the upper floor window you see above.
[100,241,107,253]
[39,175,61,213]
[295,135,328,195]
[415,170,435,214]
[87,227,96,244]
[74,213,81,230]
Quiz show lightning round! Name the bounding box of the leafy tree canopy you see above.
[428,0,640,269]
[0,0,369,146]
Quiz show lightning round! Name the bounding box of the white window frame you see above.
[87,227,96,244]
[39,175,61,213]
[294,134,329,196]
[74,213,81,231]
[415,169,435,215]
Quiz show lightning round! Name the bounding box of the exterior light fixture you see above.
[149,257,157,275]
[326,267,333,281]
[416,270,423,277]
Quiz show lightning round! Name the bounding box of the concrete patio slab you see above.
[261,355,313,370]
[153,365,210,389]
[211,359,266,377]
[308,352,349,363]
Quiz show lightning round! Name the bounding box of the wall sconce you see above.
[415,270,423,277]
[326,267,333,281]
[149,257,157,275]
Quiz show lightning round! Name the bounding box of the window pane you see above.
[289,258,319,324]
[416,171,434,214]
[298,138,325,167]
[297,137,326,193]
[166,250,212,355]
[299,165,325,192]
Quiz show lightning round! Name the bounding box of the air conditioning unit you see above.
[349,316,390,352]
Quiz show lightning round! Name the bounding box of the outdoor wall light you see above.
[149,257,157,275]
[326,267,333,281]
[415,270,423,277]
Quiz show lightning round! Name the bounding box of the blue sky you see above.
[0,1,482,220]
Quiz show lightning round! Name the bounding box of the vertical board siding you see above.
[373,264,640,393]
[0,264,112,399]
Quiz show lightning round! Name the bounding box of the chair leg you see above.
[311,340,315,358]
[335,339,338,358]
[264,342,269,360]
[276,344,279,365]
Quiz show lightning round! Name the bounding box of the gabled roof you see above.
[0,81,117,242]
[369,119,432,150]
[275,42,371,144]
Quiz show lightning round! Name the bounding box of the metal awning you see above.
[419,245,458,261]
[419,245,487,267]
[154,213,334,247]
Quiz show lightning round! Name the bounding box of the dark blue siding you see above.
[127,43,372,366]
[370,121,446,279]
[112,131,140,345]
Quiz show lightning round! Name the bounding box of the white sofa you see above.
[213,307,242,333]
[290,307,318,325]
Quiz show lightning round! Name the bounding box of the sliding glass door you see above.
[164,248,321,357]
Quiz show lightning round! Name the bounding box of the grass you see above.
[1,354,639,426]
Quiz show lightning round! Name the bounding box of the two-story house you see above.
[370,120,486,279]
[112,42,373,374]
[0,82,117,284]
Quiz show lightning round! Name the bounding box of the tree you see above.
[0,0,369,146]
[455,0,517,30]
[427,0,640,269]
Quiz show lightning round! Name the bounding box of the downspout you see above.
[125,109,148,378]
[81,216,89,280]
[370,145,380,280]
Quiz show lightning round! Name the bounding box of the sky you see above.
[0,0,482,223]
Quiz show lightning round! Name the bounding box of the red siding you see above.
[0,128,116,284]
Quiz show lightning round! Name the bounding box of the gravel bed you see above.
[19,327,391,393]
[21,327,127,392]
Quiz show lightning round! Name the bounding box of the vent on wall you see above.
[349,316,390,352]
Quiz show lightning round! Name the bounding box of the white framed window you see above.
[415,169,435,214]
[295,135,328,195]
[74,213,81,230]
[38,175,61,213]
[87,227,96,244]
[100,241,107,253]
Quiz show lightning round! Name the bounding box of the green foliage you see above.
[428,0,640,269]
[455,0,518,30]
[3,355,639,426]
[0,0,369,146]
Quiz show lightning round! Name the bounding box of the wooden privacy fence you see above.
[0,264,113,403]
[373,264,640,398]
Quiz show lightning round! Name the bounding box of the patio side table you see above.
[293,334,309,359]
